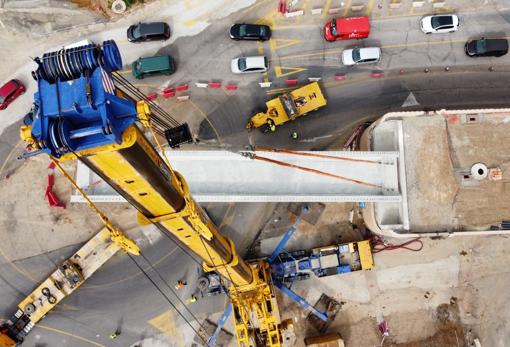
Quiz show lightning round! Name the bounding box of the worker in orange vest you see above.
[175,280,187,290]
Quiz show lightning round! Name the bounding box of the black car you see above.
[465,38,508,57]
[127,22,171,43]
[229,23,271,41]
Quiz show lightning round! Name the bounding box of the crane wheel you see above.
[48,295,57,305]
[197,276,210,291]
[41,287,50,296]
[24,303,36,315]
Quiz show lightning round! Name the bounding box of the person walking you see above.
[175,280,187,290]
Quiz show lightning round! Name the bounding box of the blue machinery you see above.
[21,40,138,159]
[208,205,328,346]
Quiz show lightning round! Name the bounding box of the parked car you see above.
[229,23,271,41]
[323,16,370,42]
[0,79,25,110]
[342,47,381,66]
[231,56,269,74]
[465,38,508,57]
[420,14,459,34]
[131,55,175,79]
[127,22,171,43]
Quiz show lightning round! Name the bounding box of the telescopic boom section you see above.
[70,124,255,287]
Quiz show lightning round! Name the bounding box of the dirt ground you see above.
[255,199,510,347]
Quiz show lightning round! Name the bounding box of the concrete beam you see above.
[72,150,402,203]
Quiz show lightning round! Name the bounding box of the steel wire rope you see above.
[50,156,207,343]
[198,237,254,334]
[112,73,180,127]
[127,253,207,344]
[136,251,207,334]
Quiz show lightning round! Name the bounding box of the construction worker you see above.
[109,329,120,339]
[291,132,298,140]
[175,280,187,290]
[187,294,198,304]
[267,119,276,132]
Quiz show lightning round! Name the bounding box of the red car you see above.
[323,16,370,42]
[0,79,25,110]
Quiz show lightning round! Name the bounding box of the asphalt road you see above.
[2,1,510,346]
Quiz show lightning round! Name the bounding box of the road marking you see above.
[38,324,106,347]
[256,9,277,28]
[257,41,265,55]
[277,48,340,60]
[149,310,185,346]
[117,69,132,75]
[402,92,419,107]
[269,38,303,51]
[343,0,353,16]
[322,0,331,18]
[274,66,308,78]
[366,0,376,16]
[184,19,198,28]
[277,34,510,62]
[188,100,223,145]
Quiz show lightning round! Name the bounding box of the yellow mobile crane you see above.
[5,41,284,347]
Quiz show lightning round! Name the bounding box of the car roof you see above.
[0,80,17,97]
[336,16,370,33]
[358,47,380,59]
[485,38,508,50]
[243,56,266,67]
[139,22,167,35]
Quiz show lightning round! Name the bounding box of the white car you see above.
[341,47,381,66]
[231,56,269,74]
[420,14,459,34]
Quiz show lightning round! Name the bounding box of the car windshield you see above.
[238,58,247,71]
[475,39,486,53]
[132,26,141,39]
[352,48,361,62]
[0,95,4,103]
[239,25,247,37]
[260,26,267,36]
[330,20,337,36]
[431,16,452,29]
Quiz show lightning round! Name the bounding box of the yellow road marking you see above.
[277,34,510,62]
[322,0,331,18]
[38,324,106,347]
[269,38,303,51]
[274,66,307,78]
[343,0,353,16]
[149,310,185,347]
[256,9,277,28]
[366,0,375,16]
[257,41,265,55]
[188,100,223,145]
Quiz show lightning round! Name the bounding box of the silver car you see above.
[231,56,269,74]
[342,47,381,66]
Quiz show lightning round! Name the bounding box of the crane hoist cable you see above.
[128,253,207,344]
[52,156,208,343]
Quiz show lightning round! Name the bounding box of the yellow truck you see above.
[246,81,327,131]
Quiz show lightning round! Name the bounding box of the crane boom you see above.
[14,40,283,347]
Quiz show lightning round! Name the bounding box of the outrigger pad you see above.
[164,123,193,148]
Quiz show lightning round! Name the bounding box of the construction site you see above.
[0,1,510,347]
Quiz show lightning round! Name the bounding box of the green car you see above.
[131,55,175,79]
